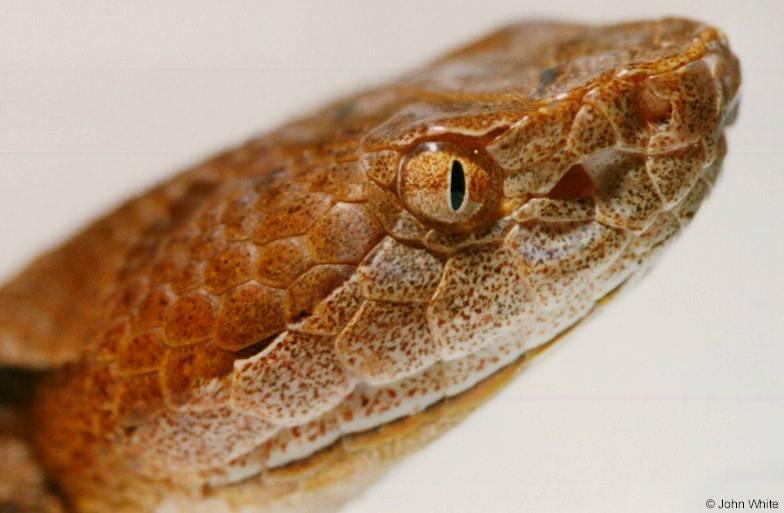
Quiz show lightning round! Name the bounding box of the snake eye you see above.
[399,142,501,231]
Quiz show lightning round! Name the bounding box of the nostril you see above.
[546,164,595,200]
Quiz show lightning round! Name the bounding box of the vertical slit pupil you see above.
[449,160,466,211]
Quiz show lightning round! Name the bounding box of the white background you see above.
[1,1,782,512]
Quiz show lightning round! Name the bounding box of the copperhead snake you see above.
[0,17,740,513]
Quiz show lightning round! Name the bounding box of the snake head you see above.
[21,18,739,502]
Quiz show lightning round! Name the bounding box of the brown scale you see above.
[0,17,739,513]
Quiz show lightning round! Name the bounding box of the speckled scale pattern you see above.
[0,17,739,513]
